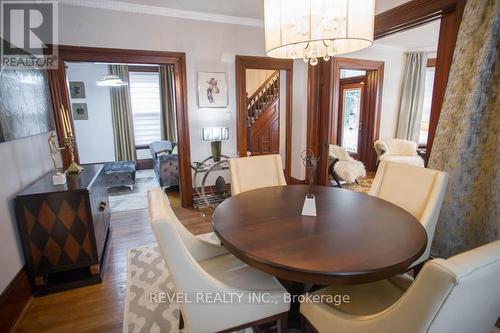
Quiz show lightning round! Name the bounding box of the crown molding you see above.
[59,0,264,27]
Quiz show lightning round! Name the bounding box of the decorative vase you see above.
[211,140,222,162]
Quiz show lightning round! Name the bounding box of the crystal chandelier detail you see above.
[264,0,375,65]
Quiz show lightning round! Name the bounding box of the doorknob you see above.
[99,201,107,212]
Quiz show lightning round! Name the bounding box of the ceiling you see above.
[375,20,441,51]
[120,0,412,19]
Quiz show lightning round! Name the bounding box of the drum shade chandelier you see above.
[264,0,375,65]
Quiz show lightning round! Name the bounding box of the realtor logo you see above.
[1,0,58,68]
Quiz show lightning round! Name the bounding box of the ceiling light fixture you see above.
[264,0,375,65]
[96,75,128,87]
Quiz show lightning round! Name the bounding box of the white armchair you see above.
[148,188,289,333]
[328,145,366,187]
[369,161,448,268]
[301,239,500,333]
[229,154,286,196]
[374,139,424,167]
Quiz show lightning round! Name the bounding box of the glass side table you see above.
[191,155,231,208]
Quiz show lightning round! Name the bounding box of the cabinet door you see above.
[88,173,110,261]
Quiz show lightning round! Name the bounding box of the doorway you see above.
[337,72,366,160]
[235,56,293,182]
[47,46,192,207]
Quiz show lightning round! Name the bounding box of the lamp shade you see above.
[264,0,375,65]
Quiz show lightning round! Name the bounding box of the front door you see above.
[337,78,365,160]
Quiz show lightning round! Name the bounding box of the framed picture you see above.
[71,103,89,120]
[69,81,86,99]
[198,72,227,108]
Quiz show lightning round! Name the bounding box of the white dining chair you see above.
[301,239,500,333]
[148,188,289,333]
[369,161,448,268]
[229,154,287,195]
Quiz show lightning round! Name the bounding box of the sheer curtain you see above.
[396,52,428,142]
[429,0,499,258]
[109,65,136,161]
[159,65,177,142]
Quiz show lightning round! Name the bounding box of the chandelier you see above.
[264,0,375,65]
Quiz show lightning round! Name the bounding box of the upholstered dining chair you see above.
[229,154,287,195]
[148,188,289,333]
[374,138,424,167]
[369,161,448,268]
[300,240,500,333]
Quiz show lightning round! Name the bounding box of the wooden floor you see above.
[12,190,211,333]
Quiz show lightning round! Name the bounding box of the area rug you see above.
[341,178,373,193]
[123,245,180,333]
[109,170,160,212]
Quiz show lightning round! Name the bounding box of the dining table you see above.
[212,185,427,286]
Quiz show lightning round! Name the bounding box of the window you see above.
[129,71,162,147]
[418,66,435,146]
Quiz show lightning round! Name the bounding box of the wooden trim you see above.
[425,1,465,164]
[235,56,293,183]
[374,0,459,39]
[0,266,32,333]
[48,45,193,207]
[427,58,437,67]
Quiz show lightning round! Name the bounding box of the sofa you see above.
[149,141,179,188]
[374,139,424,167]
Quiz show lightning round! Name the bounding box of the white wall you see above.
[66,63,116,164]
[57,4,308,181]
[343,45,406,139]
[0,134,54,292]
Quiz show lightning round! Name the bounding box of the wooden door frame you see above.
[306,0,466,184]
[337,77,366,159]
[235,55,293,183]
[47,45,193,207]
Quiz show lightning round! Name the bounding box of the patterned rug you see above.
[108,170,160,212]
[123,245,180,333]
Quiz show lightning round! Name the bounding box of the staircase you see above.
[246,71,280,155]
[246,71,280,126]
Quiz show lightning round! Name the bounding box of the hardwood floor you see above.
[12,190,211,333]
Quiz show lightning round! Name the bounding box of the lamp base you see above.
[52,173,67,185]
[301,194,317,217]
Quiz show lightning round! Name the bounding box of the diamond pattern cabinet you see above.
[15,164,110,295]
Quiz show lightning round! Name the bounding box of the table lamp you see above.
[202,127,229,162]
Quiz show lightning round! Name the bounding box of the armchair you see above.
[147,188,289,333]
[300,240,500,333]
[374,139,424,167]
[328,145,366,188]
[149,140,179,188]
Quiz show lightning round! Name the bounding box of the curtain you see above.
[109,65,136,161]
[428,0,499,258]
[159,65,177,142]
[396,52,428,142]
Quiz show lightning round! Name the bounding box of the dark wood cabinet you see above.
[15,164,110,295]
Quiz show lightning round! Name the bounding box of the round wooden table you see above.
[212,185,427,285]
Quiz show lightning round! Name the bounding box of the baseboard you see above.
[290,177,306,185]
[0,266,32,332]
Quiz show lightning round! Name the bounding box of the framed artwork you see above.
[198,72,227,108]
[0,68,54,143]
[72,103,89,120]
[69,81,86,99]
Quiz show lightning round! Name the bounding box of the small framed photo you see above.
[198,72,227,108]
[69,81,86,99]
[71,103,89,120]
